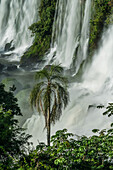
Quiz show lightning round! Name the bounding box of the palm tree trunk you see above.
[47,111,50,146]
[47,83,51,146]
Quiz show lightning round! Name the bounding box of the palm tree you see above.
[30,64,69,146]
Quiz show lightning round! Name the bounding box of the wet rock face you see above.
[0,62,18,72]
[0,63,5,72]
[20,57,45,71]
[6,64,17,71]
[4,40,15,52]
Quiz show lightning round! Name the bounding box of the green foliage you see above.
[18,128,113,169]
[89,0,113,56]
[103,103,113,117]
[0,84,32,169]
[21,0,57,64]
[15,103,113,169]
[0,83,21,116]
[0,78,112,170]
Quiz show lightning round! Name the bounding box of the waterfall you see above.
[1,0,112,146]
[75,0,91,72]
[0,0,40,61]
[24,24,113,146]
[47,0,81,67]
[23,0,113,145]
[47,0,91,73]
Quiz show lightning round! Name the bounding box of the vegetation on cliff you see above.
[21,0,57,65]
[21,0,113,66]
[89,0,113,56]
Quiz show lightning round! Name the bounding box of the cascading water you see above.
[23,0,113,146]
[0,0,40,61]
[76,0,91,71]
[47,0,81,67]
[47,0,91,73]
[0,0,113,146]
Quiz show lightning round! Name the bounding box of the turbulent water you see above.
[23,0,113,145]
[0,0,113,146]
[0,0,40,61]
[25,25,113,145]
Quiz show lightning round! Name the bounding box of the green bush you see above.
[17,127,113,169]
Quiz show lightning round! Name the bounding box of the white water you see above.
[47,0,81,67]
[23,0,113,146]
[47,0,91,72]
[0,0,112,146]
[0,0,40,61]
[76,0,91,71]
[24,24,113,146]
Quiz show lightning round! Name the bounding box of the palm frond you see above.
[51,75,69,86]
[36,88,45,115]
[51,94,57,124]
[56,82,69,108]
[35,69,50,81]
[50,82,69,124]
[50,64,64,74]
[30,82,45,110]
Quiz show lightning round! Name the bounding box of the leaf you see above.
[107,129,113,133]
[97,105,104,109]
[108,113,112,117]
[92,129,100,133]
[97,165,104,169]
[111,123,113,127]
[103,111,108,115]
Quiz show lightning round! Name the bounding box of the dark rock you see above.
[0,63,5,72]
[4,40,15,52]
[4,43,11,51]
[7,64,17,71]
[0,53,12,58]
[9,47,15,51]
[20,57,45,71]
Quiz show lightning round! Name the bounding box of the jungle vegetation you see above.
[0,77,113,169]
[0,84,32,170]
